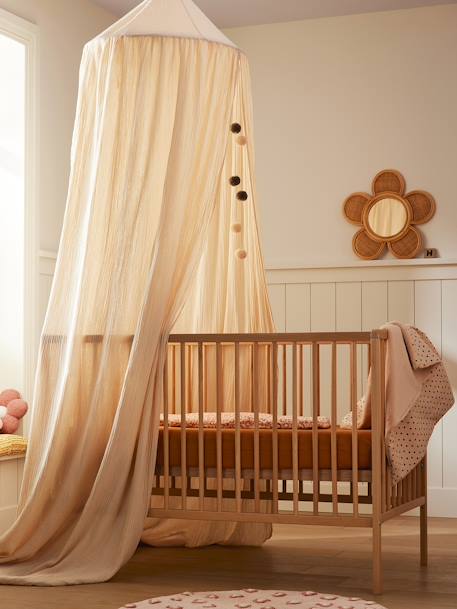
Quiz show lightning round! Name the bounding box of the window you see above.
[0,32,26,390]
[0,9,37,416]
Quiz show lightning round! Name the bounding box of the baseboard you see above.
[428,487,457,517]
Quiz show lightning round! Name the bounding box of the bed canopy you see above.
[0,0,274,585]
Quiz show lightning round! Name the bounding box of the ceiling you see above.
[91,0,457,28]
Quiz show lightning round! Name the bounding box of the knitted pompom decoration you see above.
[0,389,20,406]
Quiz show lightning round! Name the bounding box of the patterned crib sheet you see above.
[160,412,331,429]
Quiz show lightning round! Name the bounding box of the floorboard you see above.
[1,517,456,609]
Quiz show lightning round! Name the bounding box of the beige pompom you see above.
[231,223,242,233]
[235,249,247,259]
[236,135,247,146]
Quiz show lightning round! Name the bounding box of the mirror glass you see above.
[367,197,408,238]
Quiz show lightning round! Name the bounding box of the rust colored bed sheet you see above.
[156,427,372,472]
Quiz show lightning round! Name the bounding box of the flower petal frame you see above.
[343,169,436,260]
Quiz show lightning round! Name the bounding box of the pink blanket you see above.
[344,323,454,484]
[385,323,454,483]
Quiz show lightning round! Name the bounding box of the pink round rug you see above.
[119,590,388,609]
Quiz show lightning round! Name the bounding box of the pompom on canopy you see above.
[0,390,28,434]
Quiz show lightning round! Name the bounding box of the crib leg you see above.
[372,521,383,595]
[420,458,428,567]
[420,502,428,566]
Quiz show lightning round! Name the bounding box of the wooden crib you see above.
[149,330,428,594]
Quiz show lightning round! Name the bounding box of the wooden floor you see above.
[2,517,456,609]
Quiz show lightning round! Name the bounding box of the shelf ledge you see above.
[265,258,457,271]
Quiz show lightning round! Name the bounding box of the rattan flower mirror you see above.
[343,169,436,260]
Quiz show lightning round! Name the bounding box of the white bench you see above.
[0,454,25,533]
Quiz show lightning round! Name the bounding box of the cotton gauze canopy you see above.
[0,0,274,584]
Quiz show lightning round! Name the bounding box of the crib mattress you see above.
[156,427,372,472]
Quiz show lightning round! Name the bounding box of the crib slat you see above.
[403,474,408,505]
[331,342,338,514]
[299,344,304,417]
[386,465,392,511]
[282,344,287,415]
[292,343,299,514]
[186,345,192,412]
[272,341,279,513]
[351,342,359,516]
[398,480,402,508]
[163,351,170,510]
[235,342,242,513]
[216,343,223,512]
[267,344,272,415]
[367,341,371,397]
[414,464,419,500]
[380,338,387,513]
[407,470,413,503]
[253,342,261,512]
[172,344,176,414]
[312,342,319,515]
[198,342,204,510]
[201,344,205,412]
[315,347,321,417]
[180,343,187,510]
[392,479,397,508]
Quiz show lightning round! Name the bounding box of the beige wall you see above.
[0,0,116,251]
[225,4,457,268]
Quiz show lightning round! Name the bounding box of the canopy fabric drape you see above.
[0,2,274,586]
[143,53,274,547]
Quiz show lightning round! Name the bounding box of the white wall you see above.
[267,260,457,518]
[0,0,116,253]
[225,4,457,268]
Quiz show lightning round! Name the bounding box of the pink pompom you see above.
[0,389,21,406]
[7,399,28,419]
[2,415,19,434]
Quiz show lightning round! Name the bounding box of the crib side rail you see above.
[168,331,375,343]
[154,330,389,523]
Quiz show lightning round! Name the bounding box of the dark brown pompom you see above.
[230,176,241,186]
[237,191,248,201]
[231,123,242,133]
